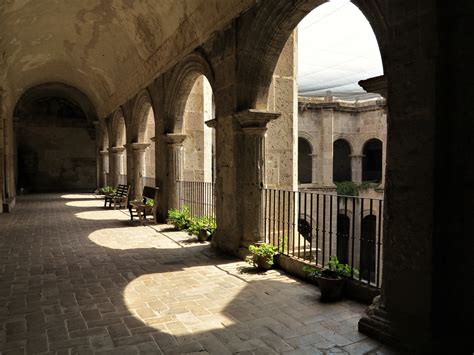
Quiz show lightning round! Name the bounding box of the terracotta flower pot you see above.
[256,255,273,270]
[316,276,345,302]
[198,229,209,242]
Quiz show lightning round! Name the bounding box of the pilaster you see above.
[165,133,187,209]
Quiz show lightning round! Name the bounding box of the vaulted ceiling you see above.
[0,0,254,117]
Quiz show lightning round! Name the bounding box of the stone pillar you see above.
[321,108,334,186]
[131,143,149,199]
[0,88,5,212]
[350,154,364,184]
[310,153,318,184]
[99,150,109,186]
[165,134,186,209]
[235,110,280,250]
[110,147,125,187]
[205,119,217,182]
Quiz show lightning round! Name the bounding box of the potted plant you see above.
[246,243,278,270]
[98,185,115,195]
[187,215,217,242]
[303,256,358,302]
[167,205,192,230]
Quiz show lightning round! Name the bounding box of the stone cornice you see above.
[165,133,187,146]
[205,119,217,129]
[234,109,280,135]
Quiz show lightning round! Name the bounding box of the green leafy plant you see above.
[303,256,359,280]
[167,205,192,230]
[246,243,278,268]
[145,198,155,207]
[187,215,216,237]
[335,181,359,196]
[99,185,115,195]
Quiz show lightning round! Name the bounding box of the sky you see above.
[297,0,383,96]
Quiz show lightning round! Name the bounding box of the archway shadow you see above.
[0,193,390,354]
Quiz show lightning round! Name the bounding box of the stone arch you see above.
[237,0,388,110]
[164,51,215,133]
[132,89,154,144]
[333,139,352,182]
[298,136,313,184]
[362,138,383,182]
[13,82,98,192]
[110,108,127,147]
[99,119,109,151]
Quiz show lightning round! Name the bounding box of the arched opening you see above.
[13,83,97,192]
[333,139,352,182]
[298,217,312,244]
[336,214,350,264]
[360,214,376,282]
[362,138,382,182]
[182,75,215,183]
[298,137,312,184]
[112,112,127,186]
[137,103,156,188]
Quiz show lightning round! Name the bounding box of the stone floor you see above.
[0,194,397,354]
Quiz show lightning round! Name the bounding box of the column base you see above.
[358,296,398,347]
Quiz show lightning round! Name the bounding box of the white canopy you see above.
[298,0,383,96]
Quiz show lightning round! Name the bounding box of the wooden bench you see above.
[128,186,159,225]
[104,184,130,209]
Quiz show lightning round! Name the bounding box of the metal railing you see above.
[177,180,215,218]
[263,188,383,288]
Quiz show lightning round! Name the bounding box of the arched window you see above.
[337,214,350,264]
[360,214,377,282]
[333,139,352,182]
[298,137,312,183]
[362,139,382,182]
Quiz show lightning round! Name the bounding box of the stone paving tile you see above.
[0,194,398,354]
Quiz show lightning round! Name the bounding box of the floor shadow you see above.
[0,193,395,354]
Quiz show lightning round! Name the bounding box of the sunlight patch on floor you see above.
[61,194,99,199]
[66,200,105,207]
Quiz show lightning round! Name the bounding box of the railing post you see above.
[235,110,280,251]
[165,134,187,209]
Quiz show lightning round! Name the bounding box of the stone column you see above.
[310,153,318,184]
[321,108,334,186]
[110,147,125,187]
[235,110,280,250]
[99,150,109,186]
[350,154,364,184]
[165,134,186,209]
[205,119,216,182]
[0,88,5,212]
[131,143,149,199]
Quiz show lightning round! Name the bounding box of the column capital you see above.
[205,119,217,129]
[110,146,126,153]
[130,142,150,151]
[349,154,365,158]
[234,109,280,135]
[150,136,156,143]
[165,133,187,146]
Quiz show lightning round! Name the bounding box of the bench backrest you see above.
[142,186,159,202]
[116,184,130,196]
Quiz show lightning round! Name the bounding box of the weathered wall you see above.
[15,115,96,192]
[266,32,298,190]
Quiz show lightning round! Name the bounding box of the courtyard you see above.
[0,194,395,354]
